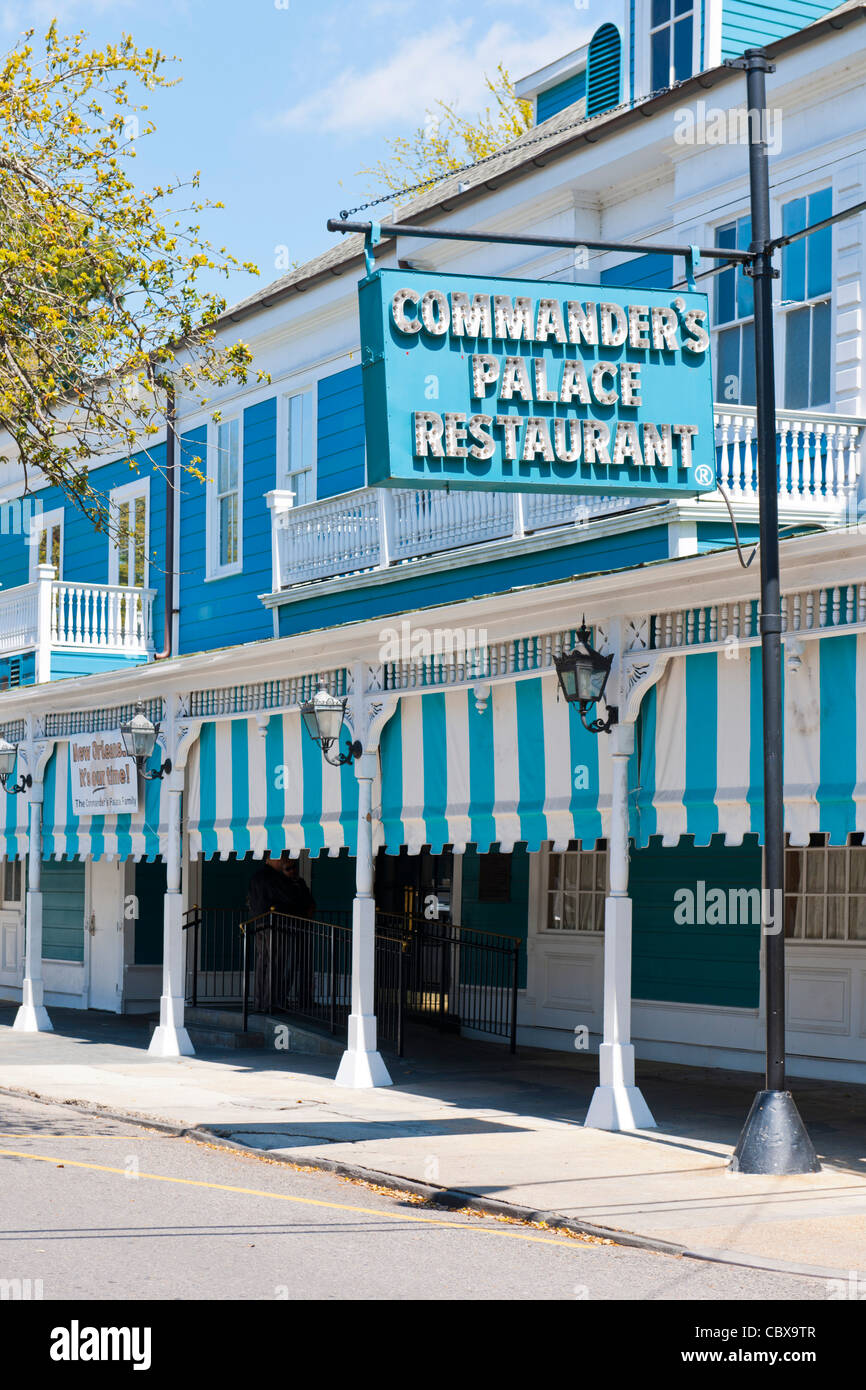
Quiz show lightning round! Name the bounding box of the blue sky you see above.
[7,0,618,307]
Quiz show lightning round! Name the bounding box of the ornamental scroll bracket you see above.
[622,650,673,724]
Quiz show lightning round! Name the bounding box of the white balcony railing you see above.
[0,565,155,681]
[270,407,866,591]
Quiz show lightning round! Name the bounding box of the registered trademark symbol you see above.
[694,464,714,486]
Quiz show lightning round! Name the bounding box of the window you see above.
[208,416,242,576]
[109,481,148,588]
[785,837,866,942]
[650,0,694,92]
[29,507,64,579]
[781,187,832,409]
[544,845,608,931]
[283,391,314,506]
[2,858,22,905]
[714,215,755,406]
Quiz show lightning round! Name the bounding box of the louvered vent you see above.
[586,23,622,118]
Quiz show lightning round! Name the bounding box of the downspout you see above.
[154,386,177,661]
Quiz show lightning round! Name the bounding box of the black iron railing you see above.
[240,910,404,1053]
[183,904,520,1053]
[183,906,247,1007]
[375,910,520,1052]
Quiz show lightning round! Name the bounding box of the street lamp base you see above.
[730,1089,821,1174]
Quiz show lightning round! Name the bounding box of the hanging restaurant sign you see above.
[359,267,717,497]
[69,732,139,815]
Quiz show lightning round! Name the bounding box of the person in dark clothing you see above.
[247,852,315,919]
[247,853,316,1011]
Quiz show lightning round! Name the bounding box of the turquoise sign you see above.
[359,267,717,497]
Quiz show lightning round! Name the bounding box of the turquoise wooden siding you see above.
[586,23,622,117]
[537,70,586,122]
[133,859,166,965]
[460,845,528,987]
[721,0,837,57]
[277,525,670,638]
[310,850,355,917]
[41,859,86,962]
[177,399,276,656]
[600,253,674,290]
[629,835,762,1007]
[317,367,366,500]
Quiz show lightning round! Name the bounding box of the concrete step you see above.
[175,1006,344,1057]
[148,1019,266,1051]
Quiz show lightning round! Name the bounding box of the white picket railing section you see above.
[272,406,866,590]
[0,583,39,655]
[274,486,643,588]
[714,406,864,510]
[50,581,155,651]
[0,573,154,664]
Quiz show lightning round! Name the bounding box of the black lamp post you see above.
[301,688,362,766]
[120,702,172,780]
[0,735,31,795]
[553,621,618,734]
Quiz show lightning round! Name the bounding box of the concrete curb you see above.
[0,1082,834,1281]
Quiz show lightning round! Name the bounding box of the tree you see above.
[0,23,262,529]
[358,64,532,201]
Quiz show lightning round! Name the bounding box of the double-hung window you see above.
[209,416,242,576]
[544,845,608,932]
[283,390,314,506]
[109,481,148,588]
[29,507,64,579]
[714,215,755,406]
[650,0,695,92]
[781,187,832,409]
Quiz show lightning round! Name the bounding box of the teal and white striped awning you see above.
[186,714,360,859]
[41,739,166,861]
[378,673,612,853]
[630,633,864,847]
[1,778,28,859]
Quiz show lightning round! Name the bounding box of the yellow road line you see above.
[0,1147,584,1249]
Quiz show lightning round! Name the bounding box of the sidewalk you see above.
[1,1003,865,1280]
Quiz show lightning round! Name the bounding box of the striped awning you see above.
[186,714,359,859]
[1,777,28,859]
[378,674,612,854]
[41,740,166,861]
[630,633,864,848]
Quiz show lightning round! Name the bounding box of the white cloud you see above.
[271,14,593,137]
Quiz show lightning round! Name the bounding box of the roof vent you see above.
[586,23,622,118]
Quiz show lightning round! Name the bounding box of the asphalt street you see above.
[0,1091,832,1301]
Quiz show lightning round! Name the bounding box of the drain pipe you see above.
[154,386,177,661]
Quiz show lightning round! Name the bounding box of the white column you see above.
[13,786,53,1032]
[34,563,55,684]
[584,721,656,1130]
[335,752,392,1088]
[148,771,194,1057]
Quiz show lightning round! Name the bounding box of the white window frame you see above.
[776,183,834,413]
[28,506,64,581]
[711,212,755,408]
[277,386,316,506]
[539,843,609,934]
[638,0,701,97]
[206,414,244,580]
[1,857,23,907]
[108,477,150,588]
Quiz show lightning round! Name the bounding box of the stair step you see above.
[148,1020,266,1050]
